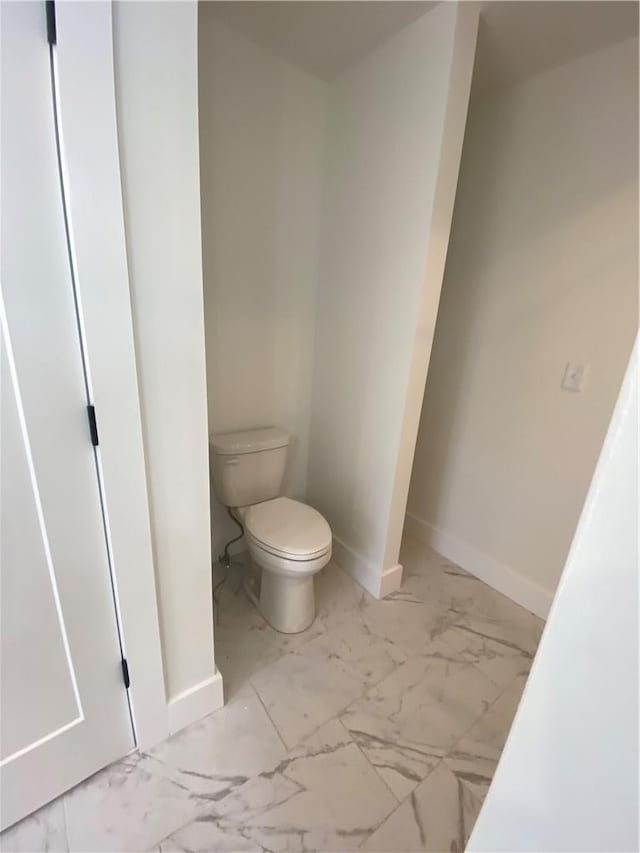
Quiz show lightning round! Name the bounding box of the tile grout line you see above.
[249,679,289,753]
[216,564,341,683]
[269,643,410,752]
[172,558,535,851]
[173,656,524,853]
[54,553,533,853]
[334,716,403,808]
[438,665,528,786]
[249,621,410,756]
[241,572,492,790]
[154,704,400,853]
[356,758,449,850]
[60,791,71,853]
[151,802,221,852]
[330,716,413,851]
[156,701,402,851]
[244,598,414,754]
[339,616,531,838]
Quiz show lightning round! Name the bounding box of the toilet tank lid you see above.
[209,427,290,456]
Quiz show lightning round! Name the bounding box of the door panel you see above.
[1,348,80,758]
[0,1,134,829]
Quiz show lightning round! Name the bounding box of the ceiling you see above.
[207,1,639,90]
[207,2,437,80]
[472,1,639,94]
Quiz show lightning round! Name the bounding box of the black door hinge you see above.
[87,404,99,447]
[46,0,56,46]
[121,658,130,689]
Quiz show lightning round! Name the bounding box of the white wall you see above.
[113,2,222,727]
[469,340,638,852]
[307,3,479,597]
[198,12,327,558]
[407,36,639,616]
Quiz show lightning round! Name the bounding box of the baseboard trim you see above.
[379,563,404,598]
[332,536,403,599]
[403,513,553,619]
[166,671,224,736]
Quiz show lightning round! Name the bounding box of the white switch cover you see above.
[562,362,587,392]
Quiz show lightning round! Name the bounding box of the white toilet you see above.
[209,427,332,633]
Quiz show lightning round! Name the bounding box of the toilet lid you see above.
[244,497,332,559]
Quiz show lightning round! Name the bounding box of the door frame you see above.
[53,1,168,749]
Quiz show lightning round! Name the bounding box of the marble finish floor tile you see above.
[340,638,502,800]
[362,760,483,853]
[214,578,321,701]
[148,683,287,797]
[444,674,528,803]
[400,534,541,629]
[214,561,362,699]
[357,587,461,660]
[314,559,372,622]
[250,616,407,748]
[64,685,286,853]
[63,751,206,853]
[5,539,543,853]
[0,798,67,853]
[160,719,398,853]
[438,608,543,689]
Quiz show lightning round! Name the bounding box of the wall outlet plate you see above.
[562,362,587,392]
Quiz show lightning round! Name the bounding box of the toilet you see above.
[209,427,332,633]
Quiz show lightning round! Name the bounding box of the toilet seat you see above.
[251,537,331,565]
[240,496,333,631]
[243,497,332,561]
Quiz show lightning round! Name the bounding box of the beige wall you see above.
[114,1,220,721]
[407,36,639,615]
[198,12,327,558]
[307,3,479,596]
[470,340,638,851]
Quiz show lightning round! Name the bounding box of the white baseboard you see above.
[332,536,403,599]
[379,563,404,597]
[403,513,553,619]
[167,671,224,736]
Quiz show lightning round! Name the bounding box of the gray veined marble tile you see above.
[340,638,502,800]
[250,613,406,749]
[214,560,362,700]
[0,797,67,853]
[159,825,262,853]
[161,719,397,853]
[444,673,528,803]
[250,642,364,750]
[63,685,286,853]
[356,576,461,659]
[438,608,543,689]
[314,560,371,629]
[213,569,323,701]
[148,682,287,798]
[14,540,539,853]
[63,751,205,853]
[362,760,484,853]
[441,569,543,629]
[403,552,491,614]
[399,533,542,631]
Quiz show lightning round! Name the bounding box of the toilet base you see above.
[243,560,316,634]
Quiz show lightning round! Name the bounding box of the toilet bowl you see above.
[239,497,332,633]
[209,427,332,634]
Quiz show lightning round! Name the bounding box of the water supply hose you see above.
[218,507,244,570]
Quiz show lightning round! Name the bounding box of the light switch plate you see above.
[562,362,587,392]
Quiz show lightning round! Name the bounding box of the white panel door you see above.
[0,1,135,830]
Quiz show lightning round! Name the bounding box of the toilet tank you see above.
[209,427,290,508]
